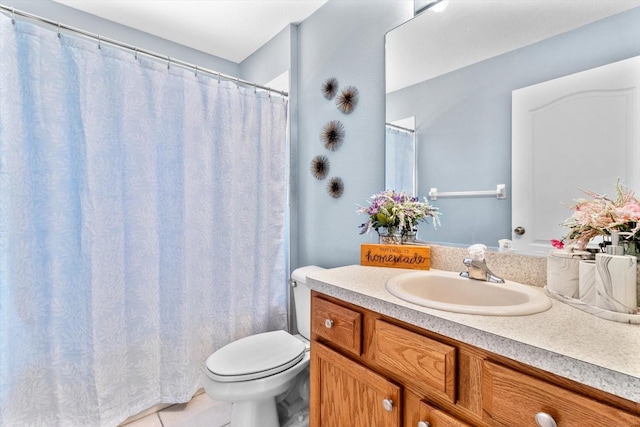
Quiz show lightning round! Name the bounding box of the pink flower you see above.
[551,239,565,249]
[616,201,640,222]
[562,180,640,247]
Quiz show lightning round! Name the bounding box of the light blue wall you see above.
[4,0,238,76]
[295,0,413,268]
[240,24,293,86]
[387,7,640,247]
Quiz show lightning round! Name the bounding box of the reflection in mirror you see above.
[385,1,640,252]
[512,56,640,254]
[385,117,416,195]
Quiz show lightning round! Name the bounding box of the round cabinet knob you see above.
[514,226,526,236]
[417,421,431,427]
[535,412,558,427]
[382,398,394,412]
[324,319,334,329]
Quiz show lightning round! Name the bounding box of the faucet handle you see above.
[461,250,505,283]
[467,244,487,261]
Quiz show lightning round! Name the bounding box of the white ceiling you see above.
[386,0,640,93]
[52,0,640,92]
[53,0,328,63]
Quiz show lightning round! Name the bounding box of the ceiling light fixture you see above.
[432,0,449,13]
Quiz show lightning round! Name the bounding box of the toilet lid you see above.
[206,330,306,382]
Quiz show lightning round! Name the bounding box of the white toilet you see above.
[203,266,323,427]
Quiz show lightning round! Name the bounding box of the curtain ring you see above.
[98,34,101,49]
[194,65,198,77]
[235,76,240,89]
[11,8,15,25]
[268,88,271,98]
[217,73,221,84]
[167,56,171,70]
[57,22,61,38]
[134,47,138,60]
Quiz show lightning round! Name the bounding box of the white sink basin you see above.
[385,270,551,316]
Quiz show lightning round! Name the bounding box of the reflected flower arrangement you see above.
[357,190,440,236]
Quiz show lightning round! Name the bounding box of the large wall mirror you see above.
[386,0,640,254]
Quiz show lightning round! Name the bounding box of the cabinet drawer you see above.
[406,391,472,427]
[369,319,456,402]
[419,400,472,427]
[482,361,640,427]
[312,297,362,355]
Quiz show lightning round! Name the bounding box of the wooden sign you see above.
[360,244,430,270]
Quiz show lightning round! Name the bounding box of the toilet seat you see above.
[206,330,306,382]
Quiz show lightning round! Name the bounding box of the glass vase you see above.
[377,227,402,245]
[401,229,417,244]
[622,239,640,258]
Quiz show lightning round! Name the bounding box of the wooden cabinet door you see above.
[310,341,401,427]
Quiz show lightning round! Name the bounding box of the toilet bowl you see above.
[203,266,323,427]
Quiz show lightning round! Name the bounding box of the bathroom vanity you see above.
[307,265,640,427]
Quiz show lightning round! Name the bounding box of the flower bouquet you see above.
[559,180,640,255]
[357,190,440,244]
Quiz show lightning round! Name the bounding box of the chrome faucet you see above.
[459,244,505,283]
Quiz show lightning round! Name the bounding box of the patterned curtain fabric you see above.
[385,125,415,194]
[0,14,288,427]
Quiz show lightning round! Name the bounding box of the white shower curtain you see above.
[0,14,288,427]
[385,125,415,194]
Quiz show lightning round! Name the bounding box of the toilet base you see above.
[230,397,279,427]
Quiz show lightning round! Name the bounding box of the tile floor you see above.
[120,393,232,427]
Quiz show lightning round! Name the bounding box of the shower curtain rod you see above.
[0,4,289,97]
[385,122,415,133]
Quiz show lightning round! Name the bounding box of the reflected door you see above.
[512,55,640,254]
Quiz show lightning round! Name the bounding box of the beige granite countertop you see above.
[306,264,640,403]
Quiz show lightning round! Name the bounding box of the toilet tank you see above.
[290,266,325,340]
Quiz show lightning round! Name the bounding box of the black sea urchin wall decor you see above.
[327,177,344,199]
[336,86,359,114]
[321,77,338,100]
[310,155,330,180]
[320,120,345,151]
